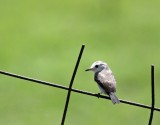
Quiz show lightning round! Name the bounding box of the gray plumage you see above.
[86,61,120,104]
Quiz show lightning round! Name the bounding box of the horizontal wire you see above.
[0,70,160,112]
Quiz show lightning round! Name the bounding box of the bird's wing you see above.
[97,69,116,93]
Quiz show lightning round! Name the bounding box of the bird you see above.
[85,61,120,104]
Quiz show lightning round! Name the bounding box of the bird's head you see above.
[85,61,108,73]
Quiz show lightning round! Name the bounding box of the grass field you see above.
[0,0,160,125]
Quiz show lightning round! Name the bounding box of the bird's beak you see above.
[85,68,92,71]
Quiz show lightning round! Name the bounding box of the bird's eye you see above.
[95,65,99,68]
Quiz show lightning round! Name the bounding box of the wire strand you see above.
[61,44,85,125]
[148,65,155,125]
[0,69,159,112]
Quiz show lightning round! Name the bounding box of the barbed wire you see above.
[0,69,159,112]
[0,44,159,125]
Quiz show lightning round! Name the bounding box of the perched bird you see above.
[85,61,120,104]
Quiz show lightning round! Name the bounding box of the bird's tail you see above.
[109,92,120,104]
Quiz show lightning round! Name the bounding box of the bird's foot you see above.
[97,93,101,98]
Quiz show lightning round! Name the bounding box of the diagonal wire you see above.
[61,44,85,125]
[148,65,155,125]
[0,69,160,112]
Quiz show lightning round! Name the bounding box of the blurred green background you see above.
[0,0,160,125]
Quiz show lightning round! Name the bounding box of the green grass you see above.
[0,0,160,124]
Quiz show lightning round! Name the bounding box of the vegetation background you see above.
[0,0,160,125]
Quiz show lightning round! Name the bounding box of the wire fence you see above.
[0,44,159,125]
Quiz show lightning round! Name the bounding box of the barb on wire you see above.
[0,69,159,112]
